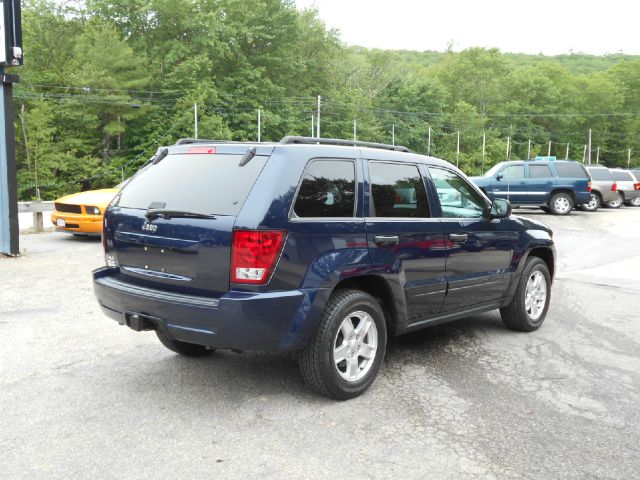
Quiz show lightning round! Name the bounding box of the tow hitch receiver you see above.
[122,312,157,331]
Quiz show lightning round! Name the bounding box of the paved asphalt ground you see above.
[1,208,639,479]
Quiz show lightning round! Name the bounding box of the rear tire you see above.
[548,192,574,215]
[156,329,213,357]
[501,257,551,332]
[580,193,600,212]
[606,192,623,209]
[300,289,387,400]
[630,197,640,207]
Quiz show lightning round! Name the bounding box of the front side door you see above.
[364,161,447,322]
[427,166,519,312]
[494,164,527,204]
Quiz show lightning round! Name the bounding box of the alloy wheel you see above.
[524,271,547,321]
[333,311,378,382]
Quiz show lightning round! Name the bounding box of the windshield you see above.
[484,162,506,177]
[116,153,268,216]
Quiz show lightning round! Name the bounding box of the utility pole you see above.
[481,132,486,174]
[506,136,510,160]
[456,130,460,167]
[527,140,531,160]
[353,118,357,143]
[392,123,395,146]
[582,145,587,163]
[316,95,321,138]
[257,109,261,143]
[588,129,592,165]
[427,126,432,155]
[311,114,314,137]
[194,103,198,139]
[596,146,600,164]
[565,143,570,160]
[0,1,24,256]
[628,148,632,168]
[548,140,552,157]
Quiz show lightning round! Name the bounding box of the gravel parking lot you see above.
[1,208,639,479]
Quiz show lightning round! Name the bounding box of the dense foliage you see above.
[13,0,640,199]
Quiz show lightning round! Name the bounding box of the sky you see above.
[294,0,640,56]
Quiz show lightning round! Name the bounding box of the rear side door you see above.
[525,163,555,204]
[426,166,518,312]
[364,161,447,321]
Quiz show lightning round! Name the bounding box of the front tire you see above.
[548,192,574,215]
[500,257,551,332]
[300,289,387,400]
[156,329,213,357]
[580,193,600,212]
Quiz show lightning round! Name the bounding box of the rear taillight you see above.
[231,230,287,284]
[612,183,618,192]
[187,147,216,154]
[634,183,640,191]
[587,181,592,192]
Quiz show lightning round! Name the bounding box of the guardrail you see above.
[18,201,54,232]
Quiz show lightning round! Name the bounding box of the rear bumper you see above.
[93,267,324,351]
[598,189,620,204]
[575,191,592,204]
[621,190,640,201]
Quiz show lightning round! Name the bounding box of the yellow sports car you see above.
[51,187,119,235]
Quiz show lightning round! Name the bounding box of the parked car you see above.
[471,158,591,215]
[51,187,119,235]
[582,166,619,211]
[608,169,640,207]
[93,137,555,400]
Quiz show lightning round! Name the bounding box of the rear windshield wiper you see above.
[145,209,217,221]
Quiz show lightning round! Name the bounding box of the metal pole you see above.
[316,95,321,138]
[427,126,432,155]
[456,130,460,167]
[506,136,510,160]
[582,145,586,163]
[596,146,600,164]
[548,140,552,157]
[311,115,314,137]
[628,148,632,168]
[0,67,19,255]
[588,129,592,165]
[481,132,486,174]
[565,143,569,160]
[527,140,531,160]
[194,103,198,139]
[392,123,395,146]
[353,118,357,143]
[257,109,261,143]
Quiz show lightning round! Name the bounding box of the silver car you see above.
[582,166,619,211]
[609,169,640,207]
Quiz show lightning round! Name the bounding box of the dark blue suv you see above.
[471,158,592,215]
[93,137,555,399]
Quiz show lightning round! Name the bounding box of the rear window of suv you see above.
[293,160,356,217]
[611,170,633,181]
[588,168,614,181]
[554,162,589,178]
[116,153,267,216]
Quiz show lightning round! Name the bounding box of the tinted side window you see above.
[529,164,553,178]
[588,168,614,181]
[293,160,356,217]
[428,167,486,219]
[611,170,633,182]
[501,165,524,179]
[555,162,589,178]
[369,162,430,217]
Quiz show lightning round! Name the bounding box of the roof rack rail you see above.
[279,136,411,153]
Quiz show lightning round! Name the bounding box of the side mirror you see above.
[496,173,503,181]
[489,198,511,219]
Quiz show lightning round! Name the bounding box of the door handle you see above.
[374,235,400,246]
[449,233,468,243]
